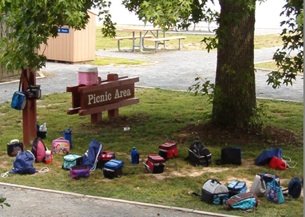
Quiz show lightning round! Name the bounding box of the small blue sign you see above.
[58,27,69,34]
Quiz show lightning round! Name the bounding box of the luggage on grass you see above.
[62,154,82,170]
[52,137,70,155]
[7,139,23,157]
[158,141,178,160]
[144,154,165,173]
[227,180,247,197]
[250,173,280,197]
[70,165,90,179]
[97,151,116,169]
[225,192,258,210]
[103,159,124,179]
[31,137,47,163]
[201,179,229,205]
[217,147,242,165]
[10,150,36,175]
[188,140,211,166]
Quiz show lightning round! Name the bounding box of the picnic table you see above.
[115,26,185,52]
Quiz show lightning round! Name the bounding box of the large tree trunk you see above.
[212,0,256,129]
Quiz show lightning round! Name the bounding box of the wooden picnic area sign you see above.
[67,73,139,123]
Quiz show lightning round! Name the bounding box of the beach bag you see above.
[31,137,47,162]
[255,148,282,166]
[250,173,280,197]
[269,156,288,170]
[11,73,26,110]
[225,192,258,210]
[62,154,82,170]
[158,141,178,160]
[70,165,90,179]
[7,139,24,157]
[10,151,36,174]
[217,147,241,165]
[11,91,26,110]
[188,140,211,166]
[103,159,124,179]
[265,177,285,204]
[52,137,70,155]
[82,139,103,171]
[201,179,229,205]
[227,180,247,197]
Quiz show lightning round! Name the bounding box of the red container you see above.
[78,66,98,86]
[144,154,165,173]
[159,141,178,160]
[97,151,116,169]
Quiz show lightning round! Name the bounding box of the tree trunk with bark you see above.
[212,0,256,129]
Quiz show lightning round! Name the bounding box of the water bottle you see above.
[130,147,139,164]
[63,128,73,149]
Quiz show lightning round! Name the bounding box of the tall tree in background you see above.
[0,0,114,145]
[123,0,258,129]
[267,0,303,88]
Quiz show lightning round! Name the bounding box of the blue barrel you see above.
[130,147,139,164]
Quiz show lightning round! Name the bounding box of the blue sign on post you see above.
[58,27,69,34]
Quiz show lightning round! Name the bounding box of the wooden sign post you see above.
[67,73,139,124]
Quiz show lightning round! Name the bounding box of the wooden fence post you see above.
[22,68,37,146]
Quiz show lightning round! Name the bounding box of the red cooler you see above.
[144,154,165,173]
[158,141,178,160]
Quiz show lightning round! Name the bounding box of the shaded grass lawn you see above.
[0,88,302,217]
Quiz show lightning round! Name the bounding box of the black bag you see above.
[216,147,241,165]
[7,139,24,157]
[188,140,211,166]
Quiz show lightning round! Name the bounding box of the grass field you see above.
[0,89,302,217]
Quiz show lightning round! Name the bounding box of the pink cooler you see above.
[78,66,98,85]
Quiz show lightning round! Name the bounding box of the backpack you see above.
[227,180,247,197]
[255,148,282,166]
[201,179,229,205]
[250,173,280,197]
[82,139,103,171]
[265,176,285,204]
[31,137,47,162]
[10,150,36,174]
[284,177,303,199]
[225,192,258,210]
[188,140,212,166]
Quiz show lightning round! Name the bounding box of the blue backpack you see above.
[11,151,36,174]
[82,139,102,171]
[255,148,282,165]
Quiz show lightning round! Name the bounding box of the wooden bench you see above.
[115,35,153,51]
[145,36,186,51]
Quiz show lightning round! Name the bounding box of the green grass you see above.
[0,89,302,217]
[255,61,278,71]
[96,27,282,51]
[91,57,145,66]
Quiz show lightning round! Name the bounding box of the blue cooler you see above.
[103,159,124,179]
